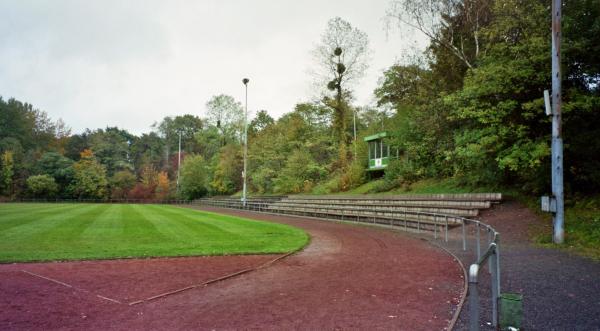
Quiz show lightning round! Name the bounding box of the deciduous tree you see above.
[0,151,14,196]
[312,17,370,166]
[205,94,244,144]
[179,155,208,199]
[70,149,108,199]
[26,174,58,198]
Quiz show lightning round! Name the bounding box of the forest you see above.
[1,0,599,201]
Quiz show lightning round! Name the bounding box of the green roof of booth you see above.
[363,131,388,142]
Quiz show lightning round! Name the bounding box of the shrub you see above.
[26,174,58,198]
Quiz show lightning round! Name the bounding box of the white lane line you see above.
[21,269,123,305]
[21,269,73,288]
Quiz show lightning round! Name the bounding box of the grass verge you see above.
[533,196,600,260]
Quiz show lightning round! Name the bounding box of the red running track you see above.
[0,207,464,330]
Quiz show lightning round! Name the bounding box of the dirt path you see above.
[453,200,600,330]
[0,207,463,331]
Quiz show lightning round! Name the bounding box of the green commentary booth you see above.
[364,131,398,172]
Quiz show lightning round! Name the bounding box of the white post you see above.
[242,78,249,207]
[353,108,357,159]
[176,131,182,193]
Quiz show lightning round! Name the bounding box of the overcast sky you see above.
[0,0,427,135]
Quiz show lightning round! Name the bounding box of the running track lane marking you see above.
[129,249,301,305]
[21,269,123,305]
[18,251,297,308]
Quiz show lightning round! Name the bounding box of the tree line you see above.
[1,0,598,200]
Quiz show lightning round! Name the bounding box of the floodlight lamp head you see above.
[242,78,250,85]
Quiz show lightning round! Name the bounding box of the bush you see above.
[273,148,326,194]
[384,159,423,187]
[26,175,58,198]
[180,155,208,199]
[338,161,366,191]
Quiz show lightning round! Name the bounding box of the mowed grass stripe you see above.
[148,206,305,251]
[1,204,102,240]
[0,203,84,230]
[0,205,106,260]
[138,204,228,242]
[168,208,311,252]
[144,205,246,239]
[0,203,308,262]
[158,205,291,236]
[121,204,170,245]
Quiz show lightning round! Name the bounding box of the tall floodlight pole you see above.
[551,0,564,243]
[242,78,249,207]
[176,130,182,193]
[353,108,357,159]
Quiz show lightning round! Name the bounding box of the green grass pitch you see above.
[0,203,308,263]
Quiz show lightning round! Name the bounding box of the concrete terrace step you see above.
[292,193,502,202]
[267,207,462,228]
[279,198,491,209]
[269,202,479,217]
[266,205,463,224]
[196,193,503,233]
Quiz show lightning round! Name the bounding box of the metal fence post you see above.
[495,233,501,295]
[468,264,480,331]
[488,229,493,274]
[462,219,467,251]
[490,245,499,328]
[445,215,448,242]
[476,222,481,260]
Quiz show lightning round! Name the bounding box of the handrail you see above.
[196,198,501,331]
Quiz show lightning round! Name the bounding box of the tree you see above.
[194,126,222,162]
[387,0,492,69]
[210,144,243,195]
[0,151,14,196]
[155,171,170,199]
[89,127,135,176]
[154,115,203,153]
[205,94,244,144]
[312,17,370,166]
[130,132,165,174]
[386,0,493,91]
[0,97,58,151]
[70,149,108,199]
[375,64,433,107]
[179,155,208,199]
[109,170,136,199]
[64,130,92,161]
[35,152,75,197]
[249,110,274,136]
[26,175,58,198]
[273,148,326,193]
[294,103,331,129]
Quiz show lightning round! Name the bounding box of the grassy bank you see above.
[533,196,600,260]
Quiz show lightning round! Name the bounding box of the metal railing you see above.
[196,198,501,331]
[466,221,501,330]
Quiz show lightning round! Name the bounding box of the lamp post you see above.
[353,108,357,159]
[176,130,182,193]
[242,78,249,207]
